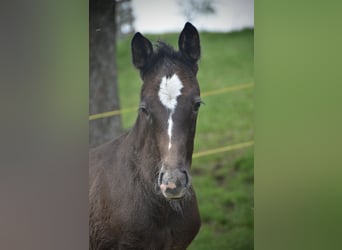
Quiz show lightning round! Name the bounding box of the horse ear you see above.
[178,22,201,63]
[131,32,153,70]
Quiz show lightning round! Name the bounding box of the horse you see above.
[89,22,202,250]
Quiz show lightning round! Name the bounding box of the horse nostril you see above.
[158,172,164,185]
[182,170,189,186]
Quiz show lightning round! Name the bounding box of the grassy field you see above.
[116,29,254,250]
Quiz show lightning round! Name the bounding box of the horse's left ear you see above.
[178,22,201,63]
[131,32,153,70]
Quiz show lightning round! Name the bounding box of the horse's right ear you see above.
[178,22,201,63]
[131,32,153,70]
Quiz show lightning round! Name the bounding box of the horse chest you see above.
[112,204,198,250]
[116,223,192,250]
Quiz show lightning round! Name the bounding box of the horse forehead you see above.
[158,71,196,96]
[158,74,184,109]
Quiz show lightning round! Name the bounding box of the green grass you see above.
[117,29,254,250]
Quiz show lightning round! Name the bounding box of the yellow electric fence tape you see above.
[192,141,254,159]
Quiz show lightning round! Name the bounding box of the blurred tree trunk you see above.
[116,0,135,38]
[177,0,215,21]
[90,0,122,148]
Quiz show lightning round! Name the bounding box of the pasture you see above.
[116,29,254,250]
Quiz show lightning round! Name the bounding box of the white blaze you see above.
[158,74,183,150]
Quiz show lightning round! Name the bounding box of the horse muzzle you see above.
[158,167,191,200]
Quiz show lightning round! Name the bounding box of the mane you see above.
[154,41,179,60]
[140,41,197,76]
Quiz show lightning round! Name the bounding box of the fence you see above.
[89,82,255,158]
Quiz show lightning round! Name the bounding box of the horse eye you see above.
[139,104,149,116]
[193,101,202,112]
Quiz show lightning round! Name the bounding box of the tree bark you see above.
[90,0,122,148]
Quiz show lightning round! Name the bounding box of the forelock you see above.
[139,41,197,77]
